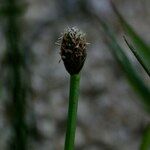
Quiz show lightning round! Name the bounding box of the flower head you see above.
[59,27,87,75]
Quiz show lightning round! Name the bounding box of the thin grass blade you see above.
[140,125,150,150]
[124,37,150,76]
[111,2,150,74]
[97,16,150,111]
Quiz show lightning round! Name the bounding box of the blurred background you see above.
[0,0,150,150]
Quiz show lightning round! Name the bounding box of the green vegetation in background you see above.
[1,0,28,149]
[94,15,150,112]
[140,125,150,150]
[111,1,150,76]
[98,2,150,150]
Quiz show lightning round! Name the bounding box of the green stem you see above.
[64,74,80,150]
[4,0,28,149]
[140,125,150,150]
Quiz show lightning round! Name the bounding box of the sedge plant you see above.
[58,27,87,150]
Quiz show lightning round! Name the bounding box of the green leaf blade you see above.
[112,2,150,74]
[140,125,150,150]
[124,37,150,76]
[98,16,150,112]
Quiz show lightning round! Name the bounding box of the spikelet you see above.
[59,27,87,75]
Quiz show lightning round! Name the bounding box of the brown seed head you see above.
[60,27,87,75]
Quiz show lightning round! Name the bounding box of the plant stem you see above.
[64,74,80,150]
[140,125,150,150]
[4,0,28,149]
